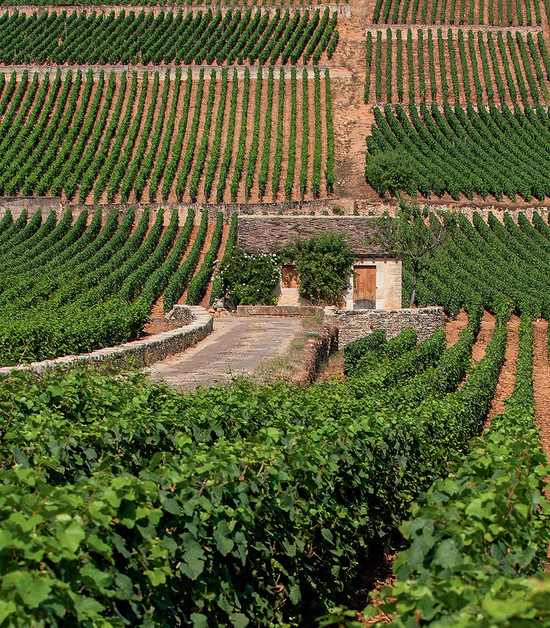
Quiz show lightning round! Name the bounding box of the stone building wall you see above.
[329,307,445,347]
[344,258,402,310]
[237,215,384,255]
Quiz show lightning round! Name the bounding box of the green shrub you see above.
[217,248,279,305]
[365,149,418,197]
[281,232,355,305]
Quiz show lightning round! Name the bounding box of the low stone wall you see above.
[0,197,61,219]
[2,199,550,224]
[300,326,339,384]
[352,200,550,221]
[0,4,350,16]
[329,307,445,347]
[0,306,212,376]
[236,305,323,317]
[0,199,336,224]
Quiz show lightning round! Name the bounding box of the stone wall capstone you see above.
[329,307,445,347]
[235,305,324,317]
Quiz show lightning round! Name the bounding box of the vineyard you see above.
[0,9,338,66]
[0,207,232,365]
[0,0,550,625]
[406,209,550,316]
[364,28,550,105]
[364,8,550,201]
[2,209,550,623]
[372,0,544,25]
[0,67,334,203]
[366,103,550,200]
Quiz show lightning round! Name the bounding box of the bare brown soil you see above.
[485,315,520,427]
[445,310,495,363]
[454,311,495,390]
[141,316,181,336]
[445,310,468,347]
[471,311,495,362]
[533,319,550,460]
[331,17,377,200]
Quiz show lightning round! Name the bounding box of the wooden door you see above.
[281,265,299,289]
[353,266,376,309]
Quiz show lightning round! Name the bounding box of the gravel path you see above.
[147,316,302,391]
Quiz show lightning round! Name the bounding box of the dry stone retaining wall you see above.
[0,306,212,376]
[0,4,350,16]
[300,326,339,383]
[1,65,340,80]
[329,307,445,347]
[0,199,336,224]
[1,199,546,227]
[353,201,550,221]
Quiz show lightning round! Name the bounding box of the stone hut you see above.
[237,215,402,310]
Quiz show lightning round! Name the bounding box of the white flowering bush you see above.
[217,248,280,305]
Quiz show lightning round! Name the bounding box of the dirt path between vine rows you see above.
[445,310,495,388]
[533,320,550,461]
[471,312,496,363]
[445,310,469,347]
[485,315,520,428]
[531,320,550,568]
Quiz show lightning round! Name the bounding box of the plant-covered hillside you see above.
[366,104,550,200]
[0,9,338,66]
[4,301,543,625]
[406,210,550,316]
[0,67,334,203]
[0,208,228,365]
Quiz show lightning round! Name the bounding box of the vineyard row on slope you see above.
[406,209,550,318]
[366,102,550,200]
[365,27,550,105]
[0,207,227,365]
[0,8,338,66]
[372,0,544,27]
[0,67,334,204]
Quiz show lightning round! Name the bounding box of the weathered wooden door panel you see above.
[353,266,376,309]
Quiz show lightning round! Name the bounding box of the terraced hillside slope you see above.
[362,0,550,202]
